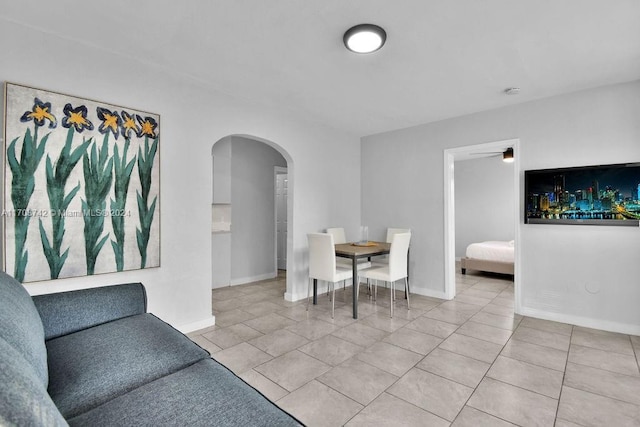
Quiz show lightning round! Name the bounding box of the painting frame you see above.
[3,82,161,283]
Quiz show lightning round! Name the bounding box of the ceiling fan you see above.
[469,147,514,163]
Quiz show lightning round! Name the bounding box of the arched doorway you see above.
[211,134,294,300]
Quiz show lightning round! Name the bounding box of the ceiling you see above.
[2,0,640,137]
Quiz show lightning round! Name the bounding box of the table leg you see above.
[405,249,411,299]
[352,257,358,319]
[313,278,318,305]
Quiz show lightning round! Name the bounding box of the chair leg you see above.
[404,277,410,310]
[389,281,394,318]
[306,278,311,311]
[331,282,336,319]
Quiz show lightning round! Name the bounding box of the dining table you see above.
[311,241,409,319]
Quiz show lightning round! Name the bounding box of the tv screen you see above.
[525,163,640,226]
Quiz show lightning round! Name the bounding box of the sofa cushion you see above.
[0,337,68,427]
[46,313,209,418]
[67,358,301,427]
[33,282,147,340]
[0,271,48,386]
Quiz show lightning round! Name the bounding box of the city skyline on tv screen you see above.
[525,163,640,223]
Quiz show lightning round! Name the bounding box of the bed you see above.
[461,240,514,276]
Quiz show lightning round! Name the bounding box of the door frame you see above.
[443,138,521,313]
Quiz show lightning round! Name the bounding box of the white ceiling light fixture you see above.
[343,24,387,54]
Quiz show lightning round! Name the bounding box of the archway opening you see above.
[211,134,294,302]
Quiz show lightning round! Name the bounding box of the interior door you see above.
[276,172,288,270]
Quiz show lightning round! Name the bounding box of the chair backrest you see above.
[386,228,411,243]
[326,227,347,244]
[388,232,411,280]
[308,233,338,282]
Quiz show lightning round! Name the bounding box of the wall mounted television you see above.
[525,163,640,226]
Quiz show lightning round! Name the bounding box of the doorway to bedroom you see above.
[444,139,520,312]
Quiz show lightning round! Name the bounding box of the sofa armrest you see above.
[32,283,147,340]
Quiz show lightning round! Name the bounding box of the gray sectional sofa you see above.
[0,272,301,426]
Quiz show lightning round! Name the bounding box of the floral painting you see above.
[3,83,160,282]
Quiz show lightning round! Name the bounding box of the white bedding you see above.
[465,240,514,263]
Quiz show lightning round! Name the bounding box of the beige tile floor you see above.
[189,270,640,426]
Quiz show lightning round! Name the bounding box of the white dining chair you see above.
[357,232,411,318]
[326,227,372,276]
[386,228,411,243]
[326,227,347,244]
[307,233,352,318]
[371,227,411,268]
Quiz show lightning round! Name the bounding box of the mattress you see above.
[465,240,514,263]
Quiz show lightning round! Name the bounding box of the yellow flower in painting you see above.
[97,107,122,139]
[20,97,57,128]
[61,103,94,132]
[136,115,158,138]
[120,110,141,138]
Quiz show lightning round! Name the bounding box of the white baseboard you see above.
[284,291,307,302]
[285,283,334,302]
[177,315,216,334]
[519,306,640,336]
[230,271,277,286]
[411,286,449,300]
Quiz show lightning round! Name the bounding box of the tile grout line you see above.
[294,277,489,423]
[340,336,458,426]
[367,275,514,423]
[632,336,640,374]
[448,304,516,425]
[435,280,567,424]
[557,384,640,412]
[416,284,515,423]
[566,357,640,379]
[554,324,574,424]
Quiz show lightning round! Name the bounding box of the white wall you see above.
[211,137,232,288]
[229,136,286,284]
[212,137,232,204]
[0,19,362,332]
[362,80,640,334]
[455,156,515,258]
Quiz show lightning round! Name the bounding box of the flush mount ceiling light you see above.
[343,24,387,54]
[503,147,514,163]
